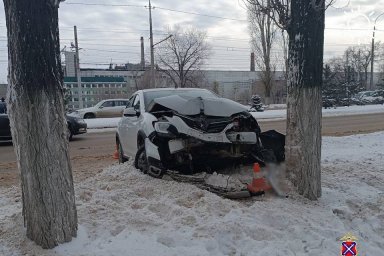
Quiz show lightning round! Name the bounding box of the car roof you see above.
[102,98,129,101]
[140,88,209,93]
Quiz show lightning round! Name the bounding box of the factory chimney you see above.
[140,36,145,70]
[250,52,255,72]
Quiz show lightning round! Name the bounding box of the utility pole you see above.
[370,12,384,90]
[74,26,83,109]
[148,0,155,88]
[370,26,375,90]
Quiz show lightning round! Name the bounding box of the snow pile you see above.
[84,105,384,131]
[252,104,384,120]
[85,117,121,129]
[0,133,384,255]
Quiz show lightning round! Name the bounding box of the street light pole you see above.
[370,12,384,90]
[148,0,155,88]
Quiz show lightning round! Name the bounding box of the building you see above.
[63,68,288,107]
[64,76,129,109]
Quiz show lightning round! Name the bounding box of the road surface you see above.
[0,113,383,186]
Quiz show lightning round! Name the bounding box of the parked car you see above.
[0,102,11,142]
[0,102,87,142]
[354,90,384,105]
[66,115,87,140]
[116,88,285,177]
[71,99,130,119]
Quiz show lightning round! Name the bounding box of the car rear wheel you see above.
[84,113,95,119]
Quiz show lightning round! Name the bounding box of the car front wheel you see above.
[67,124,73,141]
[84,113,95,119]
[118,140,128,164]
[134,144,148,174]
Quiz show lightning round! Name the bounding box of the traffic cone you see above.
[113,144,119,160]
[247,163,271,193]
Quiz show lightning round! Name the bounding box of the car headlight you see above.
[154,121,178,136]
[154,122,171,134]
[77,117,86,123]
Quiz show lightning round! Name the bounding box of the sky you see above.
[0,0,383,83]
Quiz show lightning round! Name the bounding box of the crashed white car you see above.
[116,88,284,177]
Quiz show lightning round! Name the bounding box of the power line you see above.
[60,2,384,34]
[154,6,247,22]
[64,2,144,8]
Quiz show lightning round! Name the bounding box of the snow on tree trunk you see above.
[285,0,325,200]
[3,0,77,248]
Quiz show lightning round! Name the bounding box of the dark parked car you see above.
[0,102,11,142]
[0,102,87,142]
[66,115,87,140]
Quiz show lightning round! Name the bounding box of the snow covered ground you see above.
[85,104,384,130]
[0,132,383,255]
[252,104,384,120]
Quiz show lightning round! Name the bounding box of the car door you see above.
[98,100,115,117]
[119,94,142,156]
[126,95,143,155]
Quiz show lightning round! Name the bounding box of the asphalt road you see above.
[1,113,384,170]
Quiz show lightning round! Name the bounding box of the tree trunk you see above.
[285,0,325,200]
[3,0,77,248]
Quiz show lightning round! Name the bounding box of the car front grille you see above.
[179,115,231,133]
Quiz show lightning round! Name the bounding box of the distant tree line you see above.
[323,42,384,101]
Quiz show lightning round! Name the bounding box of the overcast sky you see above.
[0,0,383,83]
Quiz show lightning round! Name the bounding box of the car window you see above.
[127,95,136,107]
[117,100,129,106]
[102,101,114,107]
[132,95,140,110]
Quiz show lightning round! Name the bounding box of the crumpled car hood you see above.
[148,95,248,117]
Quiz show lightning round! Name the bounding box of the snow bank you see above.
[252,104,384,120]
[1,132,383,255]
[85,117,121,129]
[85,105,384,131]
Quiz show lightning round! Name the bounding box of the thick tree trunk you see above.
[285,0,325,200]
[3,0,77,248]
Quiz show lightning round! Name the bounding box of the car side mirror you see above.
[99,106,104,109]
[123,107,140,117]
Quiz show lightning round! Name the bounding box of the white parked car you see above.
[354,91,384,105]
[72,99,130,119]
[116,88,285,178]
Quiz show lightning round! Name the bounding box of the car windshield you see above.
[143,89,217,110]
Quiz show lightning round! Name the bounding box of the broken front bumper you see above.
[146,116,258,161]
[163,116,257,144]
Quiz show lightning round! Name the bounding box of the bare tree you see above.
[345,45,372,89]
[3,0,77,248]
[246,0,327,200]
[156,26,211,88]
[247,0,278,104]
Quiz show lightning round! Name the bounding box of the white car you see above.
[116,88,285,178]
[72,99,130,119]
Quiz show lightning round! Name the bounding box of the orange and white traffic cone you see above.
[113,144,119,160]
[247,163,271,194]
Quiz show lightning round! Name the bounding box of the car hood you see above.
[148,95,248,117]
[76,107,95,113]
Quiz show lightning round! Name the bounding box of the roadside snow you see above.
[0,132,383,255]
[85,117,121,129]
[85,105,384,131]
[252,104,384,120]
